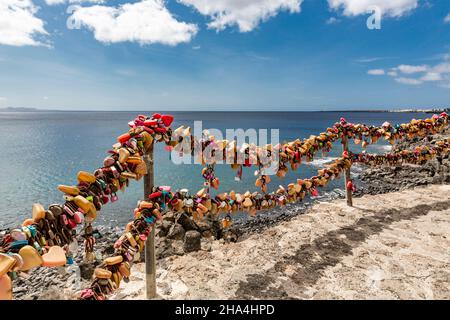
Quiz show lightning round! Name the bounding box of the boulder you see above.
[171,240,185,256]
[167,223,185,240]
[158,220,173,237]
[156,237,174,259]
[195,220,212,232]
[177,213,198,231]
[183,230,201,253]
[202,230,213,238]
[78,262,96,280]
[162,211,176,223]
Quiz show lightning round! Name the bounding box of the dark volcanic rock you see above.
[183,230,201,252]
[167,223,185,240]
[79,262,96,280]
[195,220,213,232]
[158,220,173,237]
[358,128,450,195]
[177,213,198,231]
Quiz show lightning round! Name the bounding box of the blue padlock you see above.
[28,225,37,238]
[66,256,74,265]
[10,240,28,250]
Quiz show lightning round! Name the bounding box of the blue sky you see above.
[0,0,449,111]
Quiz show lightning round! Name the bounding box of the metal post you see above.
[342,134,353,207]
[143,142,156,299]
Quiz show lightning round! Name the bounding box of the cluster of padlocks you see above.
[1,112,449,300]
[0,113,175,300]
[80,191,164,300]
[170,113,449,182]
[350,138,450,166]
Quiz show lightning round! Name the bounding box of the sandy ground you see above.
[111,185,450,300]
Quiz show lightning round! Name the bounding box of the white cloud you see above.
[328,0,419,17]
[356,57,383,63]
[395,77,422,85]
[381,62,450,87]
[326,17,340,24]
[368,69,385,75]
[45,0,106,4]
[396,64,429,74]
[44,0,66,4]
[178,0,303,32]
[421,72,442,82]
[0,0,48,46]
[433,62,450,75]
[445,13,450,23]
[373,61,450,88]
[70,0,198,45]
[387,70,398,77]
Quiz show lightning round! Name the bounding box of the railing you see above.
[0,112,449,300]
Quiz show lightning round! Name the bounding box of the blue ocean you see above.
[0,111,429,228]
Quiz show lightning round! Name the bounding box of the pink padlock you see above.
[80,288,94,299]
[60,214,69,226]
[103,157,115,167]
[67,219,77,229]
[111,193,118,203]
[73,211,84,224]
[124,251,133,262]
[114,239,122,249]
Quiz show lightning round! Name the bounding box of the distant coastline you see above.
[0,107,51,112]
[1,107,449,113]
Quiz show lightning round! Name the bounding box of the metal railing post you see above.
[143,142,156,299]
[342,134,353,207]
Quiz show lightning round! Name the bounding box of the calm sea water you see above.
[0,111,429,228]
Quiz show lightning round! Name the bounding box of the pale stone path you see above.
[112,185,450,300]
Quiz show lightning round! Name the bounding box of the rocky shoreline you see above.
[358,128,450,195]
[7,128,450,300]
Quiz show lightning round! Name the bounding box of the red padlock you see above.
[117,133,131,144]
[161,115,174,127]
[149,191,162,199]
[143,127,154,134]
[154,127,167,133]
[347,180,355,192]
[144,119,157,127]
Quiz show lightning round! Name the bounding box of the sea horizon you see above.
[1,107,449,113]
